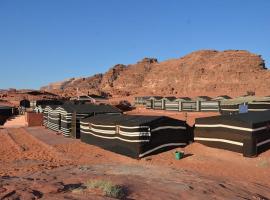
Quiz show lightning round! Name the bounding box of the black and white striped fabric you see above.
[194,111,270,157]
[47,107,61,132]
[220,104,239,115]
[80,114,190,158]
[182,101,197,111]
[164,100,180,111]
[53,104,122,138]
[200,101,220,112]
[248,101,270,112]
[43,105,58,127]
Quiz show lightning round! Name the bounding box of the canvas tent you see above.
[146,96,163,109]
[43,105,59,128]
[80,114,190,158]
[135,96,151,105]
[200,101,220,112]
[55,104,121,138]
[0,106,14,125]
[194,111,270,157]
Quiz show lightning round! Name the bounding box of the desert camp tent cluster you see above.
[194,111,270,157]
[137,96,270,114]
[144,96,220,112]
[35,97,270,158]
[80,114,191,158]
[43,103,122,138]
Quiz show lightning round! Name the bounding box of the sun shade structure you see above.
[46,104,121,138]
[194,111,270,157]
[80,114,190,158]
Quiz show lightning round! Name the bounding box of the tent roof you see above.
[162,96,177,101]
[82,114,173,126]
[196,110,270,125]
[58,104,121,114]
[0,106,13,110]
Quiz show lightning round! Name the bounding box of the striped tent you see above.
[57,104,122,138]
[182,101,197,111]
[43,105,58,127]
[194,111,270,157]
[200,101,220,112]
[163,97,178,111]
[146,96,163,109]
[80,114,190,158]
[47,106,62,132]
[248,101,270,112]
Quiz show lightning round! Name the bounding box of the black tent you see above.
[194,111,270,157]
[0,106,13,125]
[57,104,121,138]
[80,114,190,158]
[248,101,270,112]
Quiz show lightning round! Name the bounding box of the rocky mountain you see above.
[41,50,270,98]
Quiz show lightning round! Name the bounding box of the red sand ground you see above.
[0,113,270,199]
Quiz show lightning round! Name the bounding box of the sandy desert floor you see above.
[0,112,270,199]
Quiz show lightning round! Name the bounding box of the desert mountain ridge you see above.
[41,49,270,98]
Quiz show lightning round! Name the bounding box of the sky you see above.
[0,0,269,89]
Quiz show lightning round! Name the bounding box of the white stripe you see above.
[90,127,115,134]
[119,125,149,129]
[61,120,71,123]
[248,109,270,111]
[138,143,187,158]
[119,130,150,137]
[91,123,115,128]
[195,124,267,132]
[151,126,186,132]
[257,139,270,147]
[81,130,149,142]
[194,137,243,146]
[221,108,238,111]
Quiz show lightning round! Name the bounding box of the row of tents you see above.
[135,96,270,114]
[41,102,192,158]
[38,101,270,158]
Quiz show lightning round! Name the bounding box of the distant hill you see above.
[41,50,270,98]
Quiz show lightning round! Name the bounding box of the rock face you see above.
[41,50,270,97]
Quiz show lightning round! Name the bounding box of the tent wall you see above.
[248,102,270,112]
[182,101,197,111]
[220,104,239,115]
[80,115,190,158]
[47,108,61,132]
[153,100,163,110]
[194,113,270,157]
[200,101,220,112]
[164,100,180,111]
[146,99,154,109]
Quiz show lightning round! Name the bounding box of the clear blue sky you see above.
[0,0,269,89]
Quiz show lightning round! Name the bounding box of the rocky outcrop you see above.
[41,50,270,97]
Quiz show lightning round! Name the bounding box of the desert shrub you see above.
[84,179,126,199]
